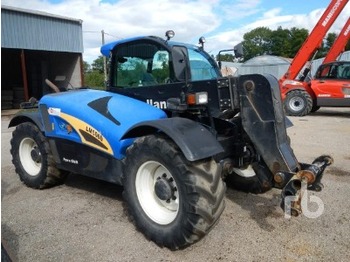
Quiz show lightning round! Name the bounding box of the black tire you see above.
[123,135,226,250]
[311,105,320,113]
[225,174,261,193]
[10,122,68,189]
[284,90,313,116]
[225,162,273,194]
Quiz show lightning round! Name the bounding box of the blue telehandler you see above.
[9,31,332,249]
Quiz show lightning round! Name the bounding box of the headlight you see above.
[282,80,303,87]
[165,30,175,40]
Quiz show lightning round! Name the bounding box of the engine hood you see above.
[39,89,167,158]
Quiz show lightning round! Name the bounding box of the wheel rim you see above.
[19,137,42,176]
[289,96,305,112]
[135,161,179,225]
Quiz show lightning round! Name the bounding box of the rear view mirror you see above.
[234,43,243,58]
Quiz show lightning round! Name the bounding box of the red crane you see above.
[280,0,349,116]
[322,17,350,64]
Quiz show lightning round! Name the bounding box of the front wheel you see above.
[311,104,321,113]
[10,122,67,189]
[123,135,226,250]
[284,90,313,116]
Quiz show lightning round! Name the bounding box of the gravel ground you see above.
[1,107,350,262]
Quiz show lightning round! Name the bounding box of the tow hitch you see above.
[275,155,333,217]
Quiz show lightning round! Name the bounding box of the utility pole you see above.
[101,30,108,84]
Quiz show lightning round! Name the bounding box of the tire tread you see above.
[123,135,226,249]
[284,90,313,116]
[10,122,67,189]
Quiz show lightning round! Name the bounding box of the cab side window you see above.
[316,64,350,80]
[112,44,171,88]
[339,65,350,79]
[187,49,219,81]
[316,65,334,79]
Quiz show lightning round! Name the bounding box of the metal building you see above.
[237,55,292,79]
[1,5,84,109]
[222,51,350,80]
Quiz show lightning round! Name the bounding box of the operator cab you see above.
[100,31,222,111]
[314,61,350,80]
[101,32,221,88]
[311,61,350,107]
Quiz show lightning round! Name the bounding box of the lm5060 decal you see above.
[48,108,113,155]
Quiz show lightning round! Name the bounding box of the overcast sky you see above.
[2,0,350,63]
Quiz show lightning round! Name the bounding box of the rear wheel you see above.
[284,90,313,116]
[225,161,273,194]
[311,104,321,113]
[123,135,225,250]
[10,122,67,189]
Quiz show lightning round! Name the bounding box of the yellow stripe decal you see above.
[60,112,113,155]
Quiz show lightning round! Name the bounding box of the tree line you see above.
[84,26,350,88]
[83,56,105,88]
[240,26,349,61]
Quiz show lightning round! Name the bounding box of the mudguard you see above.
[122,117,224,161]
[8,109,44,131]
[38,89,167,159]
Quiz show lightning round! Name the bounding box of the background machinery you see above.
[322,17,350,64]
[280,0,350,116]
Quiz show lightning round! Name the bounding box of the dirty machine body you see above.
[9,32,332,249]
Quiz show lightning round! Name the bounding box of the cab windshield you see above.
[109,41,221,89]
[111,43,171,88]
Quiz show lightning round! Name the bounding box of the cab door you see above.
[109,42,183,109]
[108,41,222,110]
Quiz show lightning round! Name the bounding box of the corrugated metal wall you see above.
[1,6,83,53]
[221,60,290,79]
[223,51,350,79]
[238,63,290,80]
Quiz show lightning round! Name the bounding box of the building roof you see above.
[243,55,291,66]
[1,5,83,53]
[1,5,82,23]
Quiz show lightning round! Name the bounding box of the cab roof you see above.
[100,35,199,57]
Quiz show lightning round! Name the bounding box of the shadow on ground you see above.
[224,183,283,232]
[64,173,124,201]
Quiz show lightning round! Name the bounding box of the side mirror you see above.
[234,43,243,58]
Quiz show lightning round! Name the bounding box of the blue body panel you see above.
[39,89,167,159]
